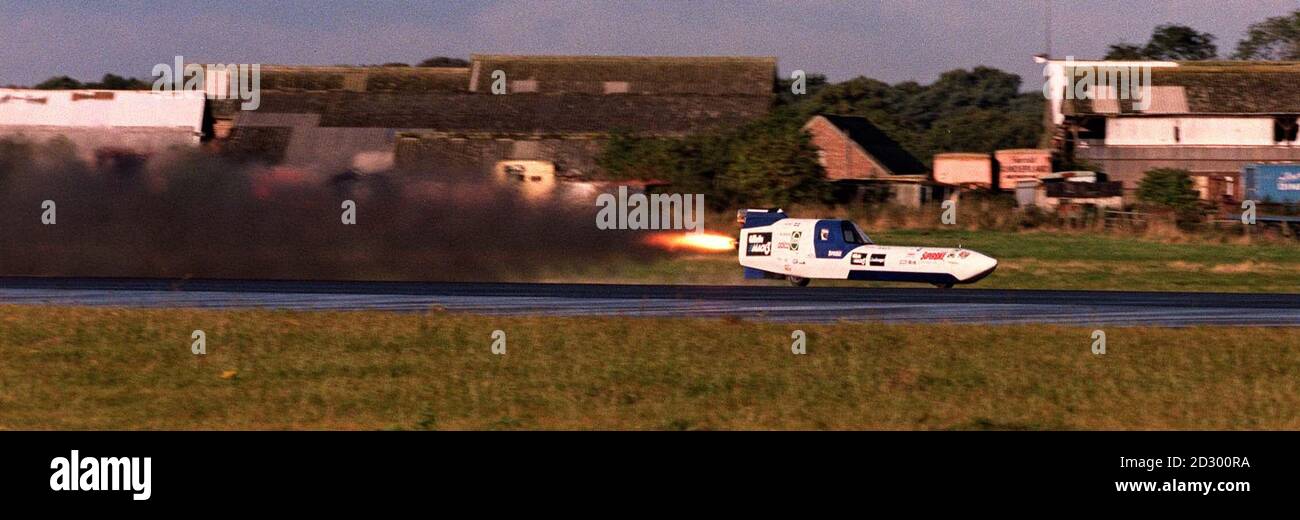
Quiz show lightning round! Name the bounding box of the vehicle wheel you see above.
[933,282,954,289]
[787,276,811,287]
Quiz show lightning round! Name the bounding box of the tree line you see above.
[599,66,1043,207]
[603,9,1300,207]
[1105,11,1300,60]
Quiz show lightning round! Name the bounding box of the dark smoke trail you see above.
[0,138,663,281]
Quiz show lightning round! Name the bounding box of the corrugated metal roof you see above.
[468,54,776,96]
[1140,86,1188,114]
[253,65,470,93]
[237,90,768,135]
[1063,63,1300,116]
[815,114,928,175]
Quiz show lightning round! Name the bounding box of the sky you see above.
[1,0,1297,89]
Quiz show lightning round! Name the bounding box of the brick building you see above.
[803,114,946,206]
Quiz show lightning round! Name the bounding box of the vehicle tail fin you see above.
[738,208,786,228]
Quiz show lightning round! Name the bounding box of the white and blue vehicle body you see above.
[737,209,997,287]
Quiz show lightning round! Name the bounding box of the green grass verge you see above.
[2,306,1296,430]
[542,229,1300,292]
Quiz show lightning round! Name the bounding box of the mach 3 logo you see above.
[49,450,152,501]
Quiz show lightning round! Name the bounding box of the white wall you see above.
[0,89,205,133]
[1039,58,1178,125]
[1105,117,1276,146]
[932,155,992,186]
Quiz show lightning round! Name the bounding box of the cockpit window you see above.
[841,221,872,244]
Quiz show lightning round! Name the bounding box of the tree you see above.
[597,65,1043,203]
[96,74,149,89]
[797,67,1042,163]
[598,119,829,207]
[1234,10,1300,60]
[1144,24,1217,60]
[923,106,1042,156]
[1137,168,1200,211]
[1104,43,1147,60]
[773,72,828,106]
[417,57,470,68]
[1105,24,1217,60]
[34,76,84,89]
[714,126,829,206]
[33,73,148,90]
[597,131,729,197]
[912,67,1025,116]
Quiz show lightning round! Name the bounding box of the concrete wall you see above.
[0,89,205,133]
[1078,144,1300,197]
[1105,117,1276,146]
[394,134,604,181]
[282,128,395,173]
[933,153,992,187]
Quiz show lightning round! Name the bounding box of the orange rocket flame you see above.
[644,231,737,253]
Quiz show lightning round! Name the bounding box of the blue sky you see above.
[1,0,1297,88]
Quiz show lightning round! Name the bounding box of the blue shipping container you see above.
[1243,163,1300,204]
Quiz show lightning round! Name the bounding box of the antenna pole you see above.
[1045,0,1052,58]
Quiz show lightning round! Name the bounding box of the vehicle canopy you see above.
[811,219,872,258]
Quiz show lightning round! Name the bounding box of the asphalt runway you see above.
[1,277,1299,326]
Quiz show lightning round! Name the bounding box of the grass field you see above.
[2,305,1296,430]
[544,229,1300,292]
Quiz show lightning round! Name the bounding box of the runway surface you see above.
[1,277,1299,326]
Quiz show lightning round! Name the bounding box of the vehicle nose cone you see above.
[964,252,998,282]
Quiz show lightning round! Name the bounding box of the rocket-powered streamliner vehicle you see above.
[737,209,997,288]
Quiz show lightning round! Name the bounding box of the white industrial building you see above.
[0,88,207,163]
[1042,59,1300,202]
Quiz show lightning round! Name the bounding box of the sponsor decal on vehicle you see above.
[870,253,886,267]
[850,252,867,265]
[829,250,842,257]
[958,250,971,259]
[921,251,946,261]
[746,232,773,256]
